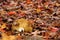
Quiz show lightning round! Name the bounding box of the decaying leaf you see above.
[24,36,44,40]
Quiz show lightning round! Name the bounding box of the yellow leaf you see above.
[2,33,10,40]
[2,33,16,40]
[45,5,48,8]
[36,8,41,13]
[1,23,6,29]
[12,18,32,32]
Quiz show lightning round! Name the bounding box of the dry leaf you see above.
[36,8,41,13]
[1,23,6,29]
[2,32,17,40]
[12,18,32,32]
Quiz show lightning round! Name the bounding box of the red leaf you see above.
[8,11,16,15]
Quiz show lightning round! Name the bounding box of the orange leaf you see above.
[26,0,31,4]
[8,11,16,15]
[51,27,58,32]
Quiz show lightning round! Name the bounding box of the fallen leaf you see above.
[12,18,33,32]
